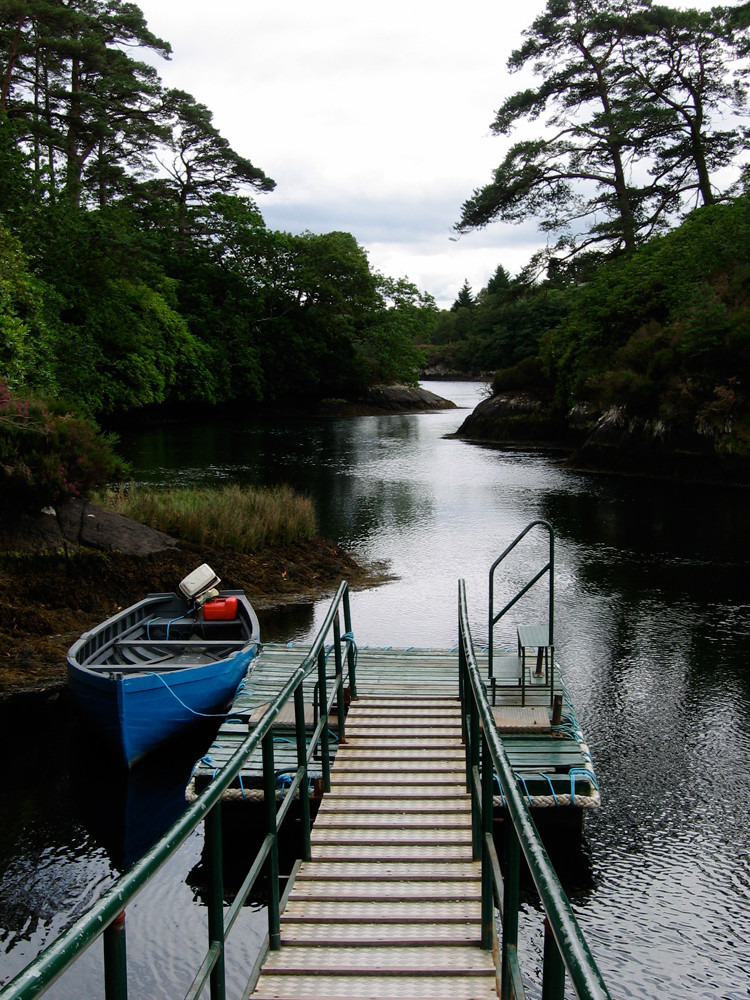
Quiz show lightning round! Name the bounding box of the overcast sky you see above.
[136,0,716,309]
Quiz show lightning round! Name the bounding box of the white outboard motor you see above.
[179,563,221,606]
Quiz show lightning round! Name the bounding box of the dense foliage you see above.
[430,0,750,465]
[0,381,126,508]
[541,194,750,447]
[432,194,750,459]
[0,0,433,423]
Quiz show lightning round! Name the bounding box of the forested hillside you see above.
[0,0,435,418]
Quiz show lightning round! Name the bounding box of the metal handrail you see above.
[488,519,554,678]
[0,581,357,1000]
[459,578,612,1000]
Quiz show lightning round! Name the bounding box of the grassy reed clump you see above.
[97,483,316,552]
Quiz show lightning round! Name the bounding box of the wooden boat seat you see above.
[116,638,250,649]
[117,645,172,666]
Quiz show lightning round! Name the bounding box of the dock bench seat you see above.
[517,625,555,705]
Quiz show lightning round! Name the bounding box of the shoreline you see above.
[0,532,386,700]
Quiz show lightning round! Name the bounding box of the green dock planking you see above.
[190,644,599,812]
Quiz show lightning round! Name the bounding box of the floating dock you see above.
[191,643,599,816]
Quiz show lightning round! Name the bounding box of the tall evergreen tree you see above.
[451,279,474,311]
[158,88,274,250]
[617,4,749,208]
[456,0,749,267]
[0,0,171,204]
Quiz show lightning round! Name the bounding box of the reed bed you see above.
[98,483,316,552]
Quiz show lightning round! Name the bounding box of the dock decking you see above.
[250,691,500,1000]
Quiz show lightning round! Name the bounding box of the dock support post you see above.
[204,804,226,1000]
[103,910,127,1000]
[262,732,281,950]
[542,917,566,1000]
[552,694,563,727]
[294,684,312,862]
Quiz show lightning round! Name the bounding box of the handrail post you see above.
[469,692,481,861]
[343,587,357,699]
[333,613,346,741]
[317,647,331,792]
[502,821,520,1000]
[103,911,127,1000]
[488,569,495,679]
[205,803,226,1000]
[262,732,281,950]
[294,683,312,862]
[481,731,494,950]
[542,917,566,1000]
[548,530,555,647]
[488,519,555,677]
[459,628,469,780]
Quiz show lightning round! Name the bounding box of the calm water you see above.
[2,382,749,998]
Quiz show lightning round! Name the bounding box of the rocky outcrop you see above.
[0,498,178,556]
[454,393,750,482]
[320,384,456,416]
[570,405,750,480]
[452,392,569,446]
[364,384,456,412]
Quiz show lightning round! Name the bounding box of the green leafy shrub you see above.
[0,383,127,511]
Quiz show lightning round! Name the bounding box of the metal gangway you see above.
[0,566,612,1000]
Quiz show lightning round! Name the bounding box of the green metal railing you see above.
[459,577,612,1000]
[488,518,554,679]
[0,581,357,1000]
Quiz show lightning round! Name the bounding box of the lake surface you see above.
[2,381,749,998]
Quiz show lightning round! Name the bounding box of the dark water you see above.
[2,382,749,998]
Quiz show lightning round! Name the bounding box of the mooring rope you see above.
[147,671,246,718]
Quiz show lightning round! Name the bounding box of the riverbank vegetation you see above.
[2,0,749,492]
[97,483,317,552]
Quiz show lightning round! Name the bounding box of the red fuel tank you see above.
[203,596,238,620]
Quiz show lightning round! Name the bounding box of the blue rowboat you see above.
[67,577,260,768]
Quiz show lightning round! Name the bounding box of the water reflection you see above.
[69,725,215,872]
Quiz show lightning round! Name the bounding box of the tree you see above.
[456,0,749,266]
[158,88,274,249]
[457,0,657,260]
[0,219,60,394]
[359,275,433,384]
[0,0,172,205]
[451,279,475,311]
[617,4,749,208]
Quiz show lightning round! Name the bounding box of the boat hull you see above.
[67,649,256,767]
[67,590,260,767]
